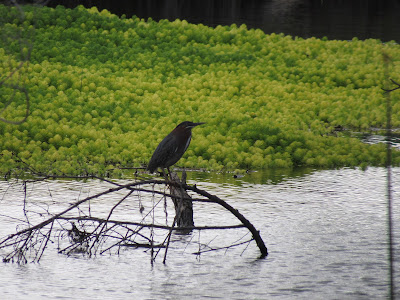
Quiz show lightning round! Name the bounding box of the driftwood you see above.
[0,173,268,264]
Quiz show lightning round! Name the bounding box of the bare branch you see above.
[0,174,267,263]
[192,239,253,255]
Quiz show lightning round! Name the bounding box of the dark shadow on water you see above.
[46,0,400,41]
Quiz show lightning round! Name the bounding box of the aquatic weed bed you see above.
[1,4,400,176]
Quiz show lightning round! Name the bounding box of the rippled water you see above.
[0,167,399,299]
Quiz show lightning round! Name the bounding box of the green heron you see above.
[147,121,205,176]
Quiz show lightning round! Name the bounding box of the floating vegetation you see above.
[1,4,400,176]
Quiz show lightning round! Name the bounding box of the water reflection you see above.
[122,166,319,186]
[351,131,400,149]
[0,167,399,299]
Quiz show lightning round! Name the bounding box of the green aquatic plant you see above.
[0,4,399,176]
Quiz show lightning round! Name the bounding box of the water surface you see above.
[0,167,399,299]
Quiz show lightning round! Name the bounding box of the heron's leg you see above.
[166,167,172,181]
[161,168,169,181]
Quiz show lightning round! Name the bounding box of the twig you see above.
[36,221,54,261]
[192,239,253,255]
[88,190,134,255]
[0,182,140,249]
[382,78,400,93]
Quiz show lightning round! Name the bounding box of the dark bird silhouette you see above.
[147,121,205,176]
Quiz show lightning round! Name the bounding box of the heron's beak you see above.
[191,122,205,128]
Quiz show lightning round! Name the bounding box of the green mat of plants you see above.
[1,4,400,176]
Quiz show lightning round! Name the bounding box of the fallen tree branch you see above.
[0,175,268,263]
[54,216,246,231]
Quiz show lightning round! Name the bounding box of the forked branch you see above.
[0,176,268,263]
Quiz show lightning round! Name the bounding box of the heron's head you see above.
[176,121,205,131]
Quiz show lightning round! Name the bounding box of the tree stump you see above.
[169,171,194,229]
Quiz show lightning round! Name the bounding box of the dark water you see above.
[47,0,400,42]
[0,167,399,299]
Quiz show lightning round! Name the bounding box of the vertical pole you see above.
[383,52,395,300]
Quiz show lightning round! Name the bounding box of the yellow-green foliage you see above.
[0,4,399,176]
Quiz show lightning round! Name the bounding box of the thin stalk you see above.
[383,51,395,300]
